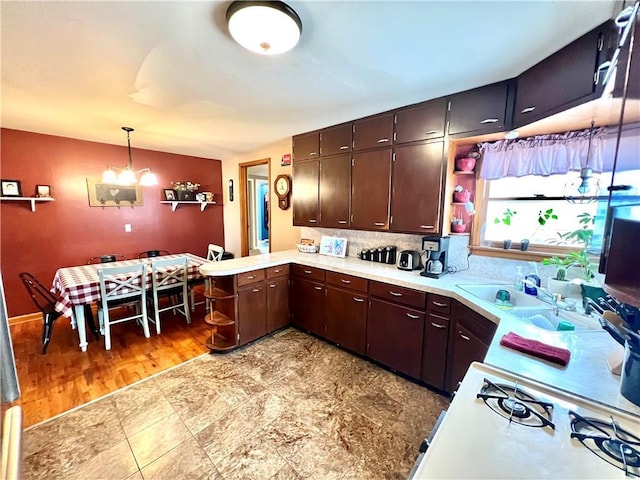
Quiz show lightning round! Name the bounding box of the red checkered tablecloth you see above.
[52,253,208,319]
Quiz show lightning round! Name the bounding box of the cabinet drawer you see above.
[325,271,368,293]
[427,294,451,315]
[321,123,352,156]
[293,131,320,161]
[353,114,394,151]
[292,264,325,282]
[237,269,265,287]
[266,264,289,279]
[369,281,426,310]
[451,300,497,345]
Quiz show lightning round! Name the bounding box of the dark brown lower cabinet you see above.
[325,286,367,355]
[420,312,450,390]
[237,283,267,346]
[290,277,325,337]
[367,298,425,378]
[266,277,289,333]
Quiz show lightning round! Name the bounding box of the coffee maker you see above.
[420,236,450,278]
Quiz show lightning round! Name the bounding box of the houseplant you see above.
[494,208,517,249]
[171,181,200,201]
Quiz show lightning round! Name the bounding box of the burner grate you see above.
[477,378,554,429]
[570,410,640,478]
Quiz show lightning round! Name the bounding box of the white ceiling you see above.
[1,1,618,160]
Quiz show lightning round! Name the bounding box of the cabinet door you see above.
[351,149,392,230]
[353,114,394,151]
[292,160,319,226]
[290,278,325,337]
[514,25,605,127]
[238,283,267,346]
[446,324,487,393]
[420,313,450,390]
[367,298,425,378]
[319,154,351,228]
[293,131,320,161]
[448,81,511,136]
[266,277,289,333]
[321,123,352,156]
[325,286,367,355]
[394,98,447,143]
[390,141,444,234]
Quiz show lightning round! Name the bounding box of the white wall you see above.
[222,137,300,257]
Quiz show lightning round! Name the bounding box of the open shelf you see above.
[160,200,217,212]
[204,287,235,300]
[0,196,54,212]
[204,311,235,326]
[452,170,475,175]
[206,330,237,352]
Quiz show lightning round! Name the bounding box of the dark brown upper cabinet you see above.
[351,148,392,230]
[319,154,351,228]
[394,98,447,144]
[292,131,320,161]
[353,114,394,151]
[292,160,319,226]
[514,21,618,128]
[448,80,514,137]
[321,123,352,156]
[390,141,444,234]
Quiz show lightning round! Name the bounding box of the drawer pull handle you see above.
[376,138,390,143]
[431,322,447,329]
[338,220,347,224]
[426,130,438,135]
[480,118,498,124]
[432,301,447,307]
[309,219,317,223]
[309,152,318,156]
[339,145,349,150]
[520,106,536,114]
[269,284,276,288]
[247,275,255,280]
[374,222,385,226]
[340,279,351,284]
[353,297,365,303]
[252,288,261,292]
[314,286,323,291]
[389,291,403,297]
[406,313,420,319]
[459,332,471,341]
[304,270,312,274]
[420,225,434,229]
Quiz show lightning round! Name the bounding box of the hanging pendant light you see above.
[226,1,302,55]
[102,127,157,186]
[564,121,600,204]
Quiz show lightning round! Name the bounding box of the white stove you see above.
[413,362,640,479]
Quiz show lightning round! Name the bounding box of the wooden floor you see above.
[8,306,211,428]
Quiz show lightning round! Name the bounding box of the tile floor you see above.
[22,328,448,480]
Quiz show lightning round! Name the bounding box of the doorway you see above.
[239,158,271,257]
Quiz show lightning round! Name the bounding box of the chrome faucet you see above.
[523,280,561,315]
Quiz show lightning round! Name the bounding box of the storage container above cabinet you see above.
[293,130,320,161]
[514,20,618,128]
[353,113,394,151]
[321,123,352,156]
[394,98,447,144]
[447,80,514,137]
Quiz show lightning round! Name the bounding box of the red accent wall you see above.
[1,128,225,317]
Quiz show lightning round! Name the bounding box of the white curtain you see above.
[479,128,608,180]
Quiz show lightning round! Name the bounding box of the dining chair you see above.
[88,254,127,264]
[18,272,99,353]
[207,244,225,261]
[138,250,170,259]
[189,244,224,312]
[148,256,190,334]
[97,263,150,351]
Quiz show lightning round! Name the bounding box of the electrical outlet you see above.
[124,224,132,233]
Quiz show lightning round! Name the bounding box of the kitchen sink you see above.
[457,283,601,331]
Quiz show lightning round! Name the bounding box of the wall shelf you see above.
[159,200,217,212]
[0,196,55,212]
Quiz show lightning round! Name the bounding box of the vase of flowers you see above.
[172,181,200,201]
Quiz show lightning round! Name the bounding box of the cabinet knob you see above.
[406,313,420,319]
[376,138,390,143]
[353,297,365,303]
[431,322,447,329]
[389,291,403,297]
[479,118,499,124]
[520,106,536,114]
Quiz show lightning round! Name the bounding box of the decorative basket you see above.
[296,243,319,253]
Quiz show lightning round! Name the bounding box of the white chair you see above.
[97,263,150,351]
[190,244,224,311]
[148,256,191,334]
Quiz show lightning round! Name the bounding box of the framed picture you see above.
[36,185,51,198]
[86,178,143,207]
[1,179,22,197]
[163,189,176,201]
[319,236,348,258]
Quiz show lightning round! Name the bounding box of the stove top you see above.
[414,362,640,479]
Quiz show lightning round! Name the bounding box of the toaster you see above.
[397,250,422,271]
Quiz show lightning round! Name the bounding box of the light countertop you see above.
[199,250,640,417]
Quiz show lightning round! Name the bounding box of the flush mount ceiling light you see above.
[226,1,302,55]
[102,127,157,186]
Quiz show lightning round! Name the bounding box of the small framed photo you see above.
[36,185,51,198]
[163,189,176,201]
[319,236,348,258]
[1,179,22,197]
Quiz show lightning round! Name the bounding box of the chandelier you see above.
[102,127,157,186]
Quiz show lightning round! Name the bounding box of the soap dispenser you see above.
[524,261,540,296]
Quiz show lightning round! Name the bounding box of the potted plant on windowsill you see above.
[494,208,517,249]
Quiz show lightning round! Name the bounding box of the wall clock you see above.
[274,174,291,210]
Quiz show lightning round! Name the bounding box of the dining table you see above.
[51,253,209,352]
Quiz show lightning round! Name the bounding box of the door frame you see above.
[239,158,271,257]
